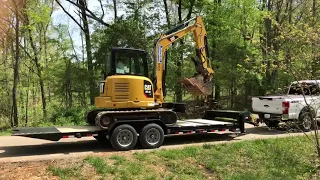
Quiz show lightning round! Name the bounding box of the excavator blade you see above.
[180,75,213,95]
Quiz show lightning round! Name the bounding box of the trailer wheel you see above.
[110,124,138,151]
[139,123,164,149]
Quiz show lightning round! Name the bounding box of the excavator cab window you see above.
[110,48,149,77]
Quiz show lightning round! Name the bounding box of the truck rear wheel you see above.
[298,111,312,132]
[110,124,138,151]
[264,120,279,128]
[139,123,164,149]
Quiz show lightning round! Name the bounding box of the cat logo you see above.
[144,84,152,91]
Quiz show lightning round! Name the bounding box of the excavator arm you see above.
[153,16,214,104]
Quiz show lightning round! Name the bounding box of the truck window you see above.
[288,82,320,95]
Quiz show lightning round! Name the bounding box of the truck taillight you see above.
[282,101,290,114]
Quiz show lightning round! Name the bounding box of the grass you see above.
[47,136,320,180]
[0,123,11,136]
[83,156,110,175]
[48,165,82,180]
[0,130,11,136]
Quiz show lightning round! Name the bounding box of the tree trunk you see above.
[29,34,47,118]
[113,0,117,22]
[79,0,95,105]
[44,27,51,102]
[12,7,20,127]
[175,0,183,103]
[25,10,47,118]
[174,0,195,103]
[163,0,171,28]
[311,0,318,78]
[38,72,47,117]
[3,40,12,126]
[66,59,72,108]
[230,80,236,109]
[261,0,273,93]
[25,73,29,127]
[175,51,183,102]
[79,12,86,106]
[214,83,220,101]
[284,0,292,85]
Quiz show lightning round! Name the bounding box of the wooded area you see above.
[0,0,319,129]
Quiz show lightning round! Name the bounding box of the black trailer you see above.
[12,110,253,151]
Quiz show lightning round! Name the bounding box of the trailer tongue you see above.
[12,110,253,151]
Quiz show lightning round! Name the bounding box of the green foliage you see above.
[2,0,320,129]
[47,105,94,126]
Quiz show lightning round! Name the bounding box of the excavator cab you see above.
[104,47,149,78]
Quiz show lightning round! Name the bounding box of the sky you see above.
[49,0,171,59]
[50,0,125,56]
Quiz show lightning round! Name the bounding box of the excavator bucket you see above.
[180,75,213,95]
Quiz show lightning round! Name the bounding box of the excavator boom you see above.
[153,16,214,104]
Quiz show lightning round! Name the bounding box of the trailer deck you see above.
[11,110,252,150]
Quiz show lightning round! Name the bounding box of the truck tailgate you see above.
[252,96,283,114]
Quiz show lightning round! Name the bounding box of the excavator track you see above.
[86,108,178,129]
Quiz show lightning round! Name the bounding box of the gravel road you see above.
[0,123,309,163]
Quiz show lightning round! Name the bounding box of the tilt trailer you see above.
[12,110,254,151]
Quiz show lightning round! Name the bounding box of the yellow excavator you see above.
[86,16,214,128]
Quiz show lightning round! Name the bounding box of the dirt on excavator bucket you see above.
[180,75,213,96]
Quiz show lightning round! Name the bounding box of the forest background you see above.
[1,0,318,130]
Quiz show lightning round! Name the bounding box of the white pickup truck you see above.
[252,80,320,131]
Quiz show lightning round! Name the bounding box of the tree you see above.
[12,0,22,126]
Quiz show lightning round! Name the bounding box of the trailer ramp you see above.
[12,125,104,141]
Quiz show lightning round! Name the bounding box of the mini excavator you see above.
[86,16,214,128]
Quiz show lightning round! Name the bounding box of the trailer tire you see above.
[110,124,138,151]
[139,123,164,149]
